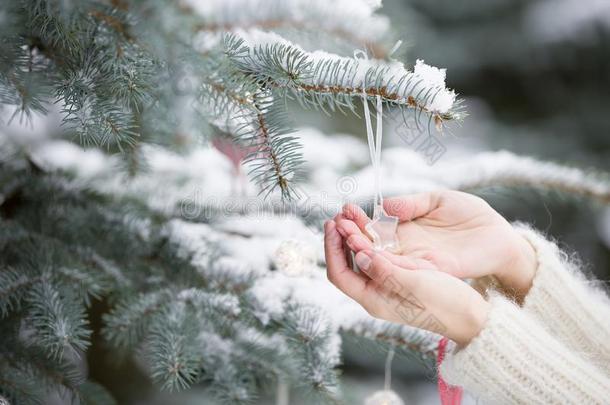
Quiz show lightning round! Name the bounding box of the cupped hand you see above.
[337,191,537,299]
[324,219,490,346]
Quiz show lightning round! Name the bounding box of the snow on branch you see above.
[447,151,610,203]
[183,0,390,56]
[226,29,461,124]
[248,271,440,361]
[357,149,610,204]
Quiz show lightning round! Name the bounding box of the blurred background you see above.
[292,0,610,403]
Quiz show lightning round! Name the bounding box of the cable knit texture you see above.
[440,292,610,404]
[440,225,610,404]
[515,224,610,374]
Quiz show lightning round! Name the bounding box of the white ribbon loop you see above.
[357,49,399,251]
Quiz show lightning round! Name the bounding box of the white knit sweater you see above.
[440,225,610,404]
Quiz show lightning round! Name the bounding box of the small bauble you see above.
[273,239,317,277]
[364,389,405,405]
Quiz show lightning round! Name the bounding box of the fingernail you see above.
[355,251,372,271]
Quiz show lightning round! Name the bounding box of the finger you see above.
[342,203,370,232]
[333,213,361,239]
[332,213,348,237]
[345,233,374,252]
[324,220,368,301]
[382,251,437,271]
[383,193,441,222]
[336,218,368,239]
[355,250,412,293]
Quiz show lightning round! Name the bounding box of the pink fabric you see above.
[211,138,254,170]
[437,337,463,405]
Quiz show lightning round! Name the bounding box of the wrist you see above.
[455,296,490,347]
[495,233,537,301]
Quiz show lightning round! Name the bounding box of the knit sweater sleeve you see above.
[439,292,610,405]
[514,224,610,373]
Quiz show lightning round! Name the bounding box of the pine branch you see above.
[26,283,91,359]
[102,290,167,349]
[0,368,43,405]
[279,305,339,399]
[0,335,99,405]
[0,269,43,318]
[147,303,202,392]
[244,100,304,199]
[343,320,439,363]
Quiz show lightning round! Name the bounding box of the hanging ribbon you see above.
[355,49,384,212]
[437,337,463,405]
[384,346,395,391]
[362,93,384,211]
[354,49,399,252]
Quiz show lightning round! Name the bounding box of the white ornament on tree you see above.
[364,390,405,405]
[273,239,317,277]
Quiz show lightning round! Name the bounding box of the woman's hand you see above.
[337,191,537,299]
[324,220,490,346]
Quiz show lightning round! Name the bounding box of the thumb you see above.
[384,193,440,221]
[355,250,413,293]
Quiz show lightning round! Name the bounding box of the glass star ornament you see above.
[365,204,399,251]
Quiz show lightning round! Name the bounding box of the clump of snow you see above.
[163,220,218,261]
[162,219,265,279]
[217,213,325,269]
[29,140,112,178]
[198,330,234,364]
[413,60,456,113]
[177,288,242,316]
[248,270,369,330]
[414,59,447,87]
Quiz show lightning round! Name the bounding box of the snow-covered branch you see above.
[228,30,461,121]
[354,148,610,204]
[447,152,610,203]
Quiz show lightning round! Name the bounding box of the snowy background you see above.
[2,0,609,404]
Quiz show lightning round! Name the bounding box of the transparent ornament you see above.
[366,203,399,251]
